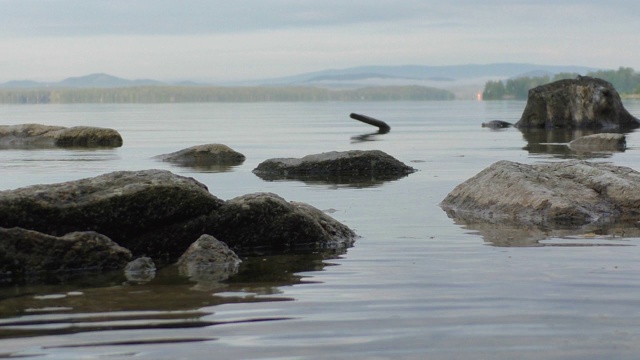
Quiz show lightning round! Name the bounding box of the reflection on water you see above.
[520,128,628,158]
[451,217,640,247]
[253,172,411,188]
[0,251,342,341]
[161,162,243,173]
[350,129,389,143]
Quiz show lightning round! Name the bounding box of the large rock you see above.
[0,169,358,264]
[155,143,245,169]
[0,169,224,260]
[515,76,640,129]
[441,160,640,226]
[0,227,131,279]
[253,150,416,183]
[0,123,123,148]
[206,192,357,254]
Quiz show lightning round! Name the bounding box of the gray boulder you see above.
[0,123,123,148]
[568,133,626,152]
[206,192,357,254]
[177,235,241,288]
[155,143,245,169]
[0,227,131,279]
[515,76,640,129]
[441,160,640,226]
[124,256,157,283]
[0,169,224,260]
[253,150,416,182]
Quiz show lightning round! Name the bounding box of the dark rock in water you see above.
[0,123,123,148]
[0,227,131,280]
[0,169,357,266]
[177,235,241,288]
[0,169,224,261]
[481,120,512,129]
[154,143,245,170]
[206,192,357,254]
[568,133,626,152]
[441,160,640,227]
[253,150,416,179]
[515,76,640,129]
[124,257,157,283]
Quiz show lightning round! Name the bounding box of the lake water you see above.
[2,100,640,359]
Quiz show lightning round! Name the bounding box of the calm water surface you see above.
[2,101,640,359]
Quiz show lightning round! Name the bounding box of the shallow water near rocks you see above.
[2,100,640,359]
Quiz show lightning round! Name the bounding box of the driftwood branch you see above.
[350,113,391,134]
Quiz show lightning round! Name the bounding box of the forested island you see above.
[483,67,640,100]
[0,85,454,104]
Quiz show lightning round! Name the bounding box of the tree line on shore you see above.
[482,67,640,100]
[0,85,454,104]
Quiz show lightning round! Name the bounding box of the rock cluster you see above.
[0,169,357,282]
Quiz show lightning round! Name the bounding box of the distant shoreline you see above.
[0,85,455,104]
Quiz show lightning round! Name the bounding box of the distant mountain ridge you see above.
[251,63,599,86]
[0,73,164,89]
[0,63,601,89]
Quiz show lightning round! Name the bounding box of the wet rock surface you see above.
[0,227,132,279]
[177,235,241,288]
[568,133,626,152]
[441,160,640,227]
[515,76,640,129]
[0,169,224,260]
[124,256,157,283]
[155,143,246,170]
[0,123,123,148]
[0,170,357,282]
[206,192,357,254]
[253,150,416,183]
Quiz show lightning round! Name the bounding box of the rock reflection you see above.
[254,172,410,188]
[350,129,388,143]
[0,250,344,340]
[450,217,639,247]
[519,127,631,158]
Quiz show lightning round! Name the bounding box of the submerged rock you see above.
[0,123,123,148]
[0,169,224,260]
[0,227,131,279]
[177,235,241,288]
[206,192,357,254]
[481,120,512,129]
[515,76,640,129]
[253,150,416,183]
[155,143,246,169]
[124,257,157,283]
[441,160,640,226]
[568,133,626,152]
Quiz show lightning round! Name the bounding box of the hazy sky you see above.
[1,0,639,82]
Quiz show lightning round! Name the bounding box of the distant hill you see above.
[0,63,606,100]
[0,73,164,89]
[250,63,599,86]
[0,63,601,90]
[241,63,600,99]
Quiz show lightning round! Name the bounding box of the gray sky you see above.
[1,0,639,82]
